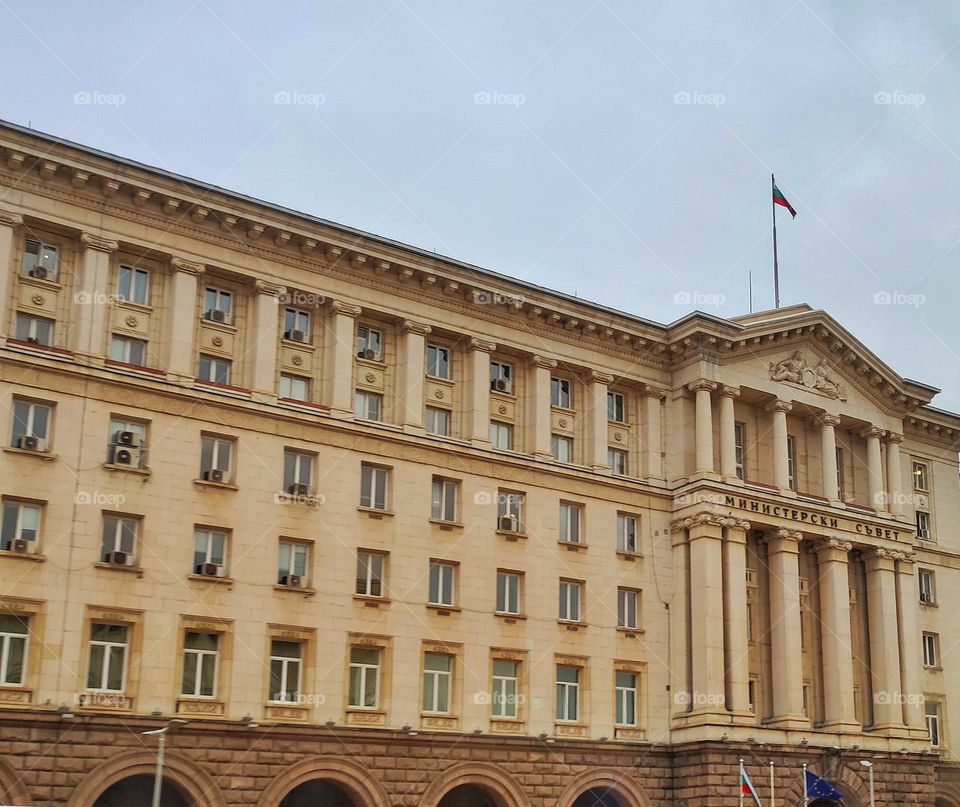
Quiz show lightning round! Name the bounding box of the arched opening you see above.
[572,788,624,807]
[93,774,188,807]
[437,784,503,807]
[280,779,358,807]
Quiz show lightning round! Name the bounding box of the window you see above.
[559,580,582,622]
[608,448,628,476]
[283,449,313,494]
[913,461,929,492]
[916,510,932,541]
[110,335,147,366]
[923,632,939,668]
[551,434,573,463]
[279,373,310,401]
[431,478,458,522]
[278,541,309,585]
[489,420,513,450]
[497,491,524,532]
[356,324,382,361]
[198,354,232,385]
[490,360,513,393]
[551,377,572,408]
[836,447,845,499]
[919,569,936,605]
[615,671,637,725]
[617,514,638,554]
[618,588,640,629]
[356,550,385,597]
[108,417,147,465]
[556,665,580,721]
[429,561,456,606]
[748,680,757,713]
[22,238,58,280]
[496,570,522,614]
[283,308,310,341]
[422,652,452,713]
[181,632,218,697]
[1,501,40,552]
[425,406,451,436]
[14,313,54,345]
[360,464,389,510]
[426,344,451,379]
[86,624,128,691]
[199,434,234,480]
[117,264,150,305]
[354,390,382,421]
[926,700,942,747]
[0,615,28,685]
[11,399,51,446]
[203,287,233,323]
[193,528,227,575]
[269,640,301,702]
[559,502,582,544]
[607,391,626,422]
[101,515,138,563]
[734,422,746,480]
[349,647,380,708]
[492,659,519,718]
[786,436,797,490]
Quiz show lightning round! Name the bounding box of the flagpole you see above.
[802,763,809,807]
[769,760,775,807]
[772,173,780,309]
[740,759,745,807]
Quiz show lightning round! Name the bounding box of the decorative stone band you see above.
[401,319,432,336]
[670,512,750,532]
[813,412,841,427]
[686,379,717,393]
[719,384,740,399]
[170,257,205,275]
[79,232,119,253]
[764,398,793,414]
[253,278,286,297]
[530,355,558,370]
[330,301,363,318]
[0,209,23,227]
[589,371,614,386]
[468,337,496,353]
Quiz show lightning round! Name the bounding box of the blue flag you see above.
[806,769,843,801]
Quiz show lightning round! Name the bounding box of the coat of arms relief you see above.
[769,350,846,400]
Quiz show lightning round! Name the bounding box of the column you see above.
[885,433,904,517]
[766,528,807,727]
[688,379,717,474]
[719,385,740,480]
[249,279,285,401]
[816,413,841,502]
[723,519,752,719]
[465,338,495,446]
[767,399,792,490]
[0,209,23,343]
[585,371,613,470]
[861,427,886,510]
[397,320,431,431]
[815,538,859,730]
[640,385,665,480]
[893,552,926,735]
[864,548,905,732]
[322,301,362,417]
[166,257,205,381]
[526,355,556,459]
[73,232,119,361]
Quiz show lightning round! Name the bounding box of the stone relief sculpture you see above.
[769,351,845,399]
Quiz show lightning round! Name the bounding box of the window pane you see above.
[87,644,104,689]
[106,645,125,690]
[182,651,198,694]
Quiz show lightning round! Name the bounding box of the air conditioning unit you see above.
[29,266,48,280]
[918,528,931,540]
[204,309,227,323]
[920,591,934,605]
[25,336,40,344]
[105,550,129,566]
[202,469,225,483]
[498,516,518,532]
[197,562,222,577]
[279,574,303,588]
[114,430,142,447]
[11,539,29,554]
[491,378,508,392]
[110,446,139,466]
[288,483,310,497]
[285,329,307,343]
[18,435,45,452]
[362,348,378,361]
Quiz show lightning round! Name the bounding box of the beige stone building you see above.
[0,120,957,806]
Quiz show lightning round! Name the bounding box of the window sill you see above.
[923,665,944,672]
[116,299,153,315]
[103,462,151,476]
[278,397,329,412]
[550,404,576,415]
[496,529,527,541]
[356,355,386,368]
[194,379,252,396]
[3,447,57,462]
[18,273,62,291]
[354,594,390,607]
[617,626,645,637]
[558,620,586,631]
[5,339,73,356]
[200,317,237,333]
[616,551,643,561]
[0,549,45,563]
[274,584,316,597]
[193,478,239,491]
[94,562,144,578]
[0,684,32,705]
[281,337,315,349]
[429,518,463,530]
[919,601,939,608]
[187,573,234,587]
[104,360,166,377]
[559,541,587,552]
[495,612,526,622]
[176,698,226,717]
[427,603,460,615]
[357,506,394,519]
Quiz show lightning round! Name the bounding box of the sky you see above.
[2,1,959,409]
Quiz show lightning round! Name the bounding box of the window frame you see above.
[734,421,746,480]
[360,464,390,510]
[100,514,139,563]
[550,376,572,408]
[109,334,147,366]
[618,588,640,630]
[282,449,314,493]
[199,434,235,479]
[86,623,129,692]
[279,373,311,402]
[14,313,55,345]
[354,390,383,421]
[11,398,52,445]
[430,477,459,523]
[558,579,582,622]
[283,307,311,341]
[617,513,638,554]
[922,632,940,669]
[181,631,219,698]
[192,527,228,575]
[916,510,932,540]
[277,539,310,585]
[356,324,383,361]
[496,569,522,615]
[489,360,513,394]
[615,669,638,726]
[348,645,381,709]
[551,434,574,463]
[425,406,451,436]
[559,502,582,544]
[428,560,456,607]
[22,237,59,280]
[555,664,580,722]
[607,391,626,423]
[491,658,520,718]
[912,461,930,492]
[203,286,234,323]
[0,615,29,685]
[355,549,387,598]
[918,568,936,605]
[117,264,150,305]
[608,447,628,476]
[489,420,514,450]
[268,639,302,703]
[422,652,453,714]
[197,353,232,385]
[426,343,452,380]
[786,435,798,490]
[1,499,41,552]
[926,700,942,747]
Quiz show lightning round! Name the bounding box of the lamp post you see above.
[142,719,187,807]
[859,760,875,807]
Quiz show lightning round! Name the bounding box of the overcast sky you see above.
[3,1,959,409]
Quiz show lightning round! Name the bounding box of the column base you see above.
[470,438,492,449]
[819,719,862,733]
[250,390,277,405]
[871,722,910,737]
[764,714,810,730]
[73,352,106,367]
[402,424,426,436]
[722,476,744,486]
[728,709,757,725]
[906,726,932,740]
[328,407,354,420]
[673,708,733,727]
[532,451,553,461]
[166,371,196,385]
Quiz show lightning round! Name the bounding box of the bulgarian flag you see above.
[740,762,763,806]
[773,183,797,218]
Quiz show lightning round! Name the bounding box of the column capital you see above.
[589,370,614,386]
[766,527,803,544]
[0,209,23,227]
[814,412,841,427]
[330,300,362,318]
[885,432,905,445]
[79,232,119,253]
[817,537,853,554]
[401,319,432,336]
[253,278,286,297]
[529,355,557,370]
[640,384,667,400]
[719,384,740,399]
[170,257,206,276]
[890,550,916,566]
[468,337,496,353]
[671,511,742,533]
[859,426,886,440]
[687,379,717,393]
[724,519,751,537]
[764,398,793,414]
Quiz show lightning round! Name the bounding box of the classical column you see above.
[723,519,752,719]
[249,279,285,401]
[0,209,23,343]
[885,433,904,517]
[719,385,740,480]
[586,371,614,471]
[322,301,362,417]
[766,399,792,490]
[640,386,665,480]
[527,355,556,459]
[864,548,905,732]
[816,413,841,502]
[688,379,717,474]
[766,528,807,727]
[397,320,431,431]
[815,538,859,731]
[166,258,205,381]
[893,552,926,735]
[861,427,886,510]
[73,232,119,361]
[465,338,495,446]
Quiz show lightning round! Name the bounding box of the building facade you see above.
[0,120,957,806]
